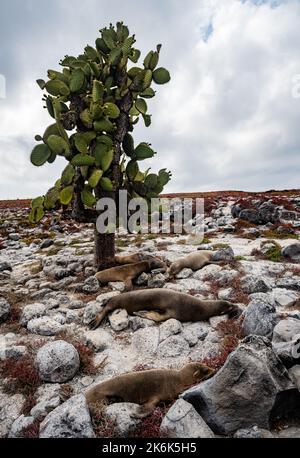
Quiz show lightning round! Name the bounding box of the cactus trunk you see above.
[94,227,115,270]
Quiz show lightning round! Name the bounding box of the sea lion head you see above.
[148,258,167,272]
[219,301,242,318]
[181,362,215,384]
[168,261,181,278]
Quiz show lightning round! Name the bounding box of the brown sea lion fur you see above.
[85,362,215,418]
[169,250,221,277]
[115,252,167,270]
[95,259,164,291]
[88,288,240,329]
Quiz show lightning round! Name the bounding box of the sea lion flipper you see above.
[88,311,106,330]
[130,397,160,419]
[124,278,133,291]
[133,310,169,322]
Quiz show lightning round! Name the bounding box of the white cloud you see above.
[0,0,300,198]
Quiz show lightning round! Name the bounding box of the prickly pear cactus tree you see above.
[29,22,171,269]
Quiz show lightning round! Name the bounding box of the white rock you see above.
[27,317,62,336]
[39,394,95,438]
[175,268,193,279]
[84,329,113,351]
[157,335,190,358]
[108,281,126,292]
[272,318,300,343]
[160,399,215,438]
[159,319,182,342]
[131,327,159,356]
[0,393,25,438]
[271,288,299,308]
[20,303,46,326]
[36,340,80,383]
[109,309,129,331]
[105,403,141,437]
[30,397,60,419]
[8,415,35,438]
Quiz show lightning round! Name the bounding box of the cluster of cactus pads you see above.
[29,22,171,224]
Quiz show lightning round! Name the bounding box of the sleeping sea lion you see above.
[95,259,165,291]
[169,250,221,277]
[88,288,240,329]
[85,362,215,418]
[115,252,166,268]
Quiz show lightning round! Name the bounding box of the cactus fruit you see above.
[30,22,171,228]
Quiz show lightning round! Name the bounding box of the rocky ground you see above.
[0,191,300,438]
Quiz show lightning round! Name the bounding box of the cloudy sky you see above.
[0,0,300,199]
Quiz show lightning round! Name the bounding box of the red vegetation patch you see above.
[92,409,117,438]
[21,393,37,416]
[202,335,239,371]
[207,275,250,305]
[0,355,41,396]
[133,403,172,438]
[201,318,243,371]
[20,419,41,438]
[216,317,243,339]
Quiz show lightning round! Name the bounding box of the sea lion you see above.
[115,252,166,269]
[95,259,165,291]
[85,362,215,418]
[169,250,221,277]
[88,288,240,329]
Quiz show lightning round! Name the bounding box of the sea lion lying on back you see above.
[85,362,215,418]
[169,251,221,277]
[88,288,240,329]
[95,259,165,291]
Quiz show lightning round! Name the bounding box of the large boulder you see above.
[211,247,234,262]
[241,297,278,339]
[241,275,270,294]
[160,399,215,438]
[39,394,95,438]
[182,336,296,435]
[36,340,80,383]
